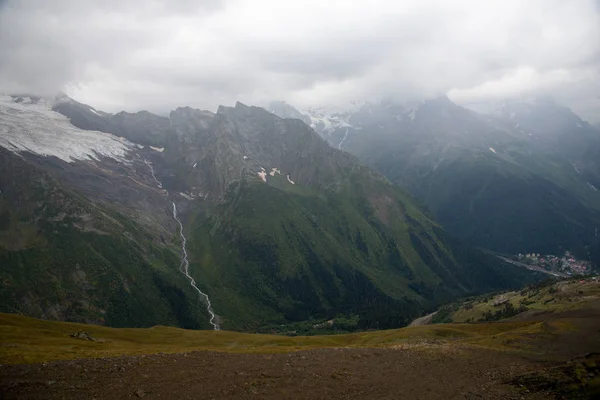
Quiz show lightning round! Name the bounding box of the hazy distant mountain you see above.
[0,94,536,331]
[267,101,311,126]
[271,97,600,258]
[491,97,600,191]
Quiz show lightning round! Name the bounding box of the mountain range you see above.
[0,94,539,331]
[269,97,600,258]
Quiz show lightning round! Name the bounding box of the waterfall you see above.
[144,158,220,330]
[172,202,220,330]
[338,128,349,150]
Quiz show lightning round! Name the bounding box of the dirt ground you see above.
[0,346,552,400]
[2,301,598,399]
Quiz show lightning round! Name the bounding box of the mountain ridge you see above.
[0,94,539,330]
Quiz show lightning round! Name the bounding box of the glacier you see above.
[0,95,132,163]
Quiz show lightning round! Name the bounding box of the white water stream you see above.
[172,202,220,330]
[338,128,349,150]
[144,159,220,330]
[144,159,162,188]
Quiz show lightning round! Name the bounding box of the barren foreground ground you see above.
[1,346,547,400]
[1,289,599,400]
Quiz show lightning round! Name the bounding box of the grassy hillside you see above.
[432,277,600,324]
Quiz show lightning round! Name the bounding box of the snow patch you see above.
[573,163,581,174]
[588,182,598,191]
[0,96,132,163]
[257,170,267,182]
[269,167,281,177]
[243,155,248,160]
[89,108,101,116]
[150,146,164,153]
[193,162,197,168]
[489,147,497,154]
[286,175,295,185]
[179,192,194,200]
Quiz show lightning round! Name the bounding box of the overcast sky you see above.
[1,0,599,121]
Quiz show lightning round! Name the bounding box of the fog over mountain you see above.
[1,0,599,122]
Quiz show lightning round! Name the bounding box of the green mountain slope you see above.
[157,103,539,330]
[186,176,536,331]
[366,148,600,254]
[0,148,212,329]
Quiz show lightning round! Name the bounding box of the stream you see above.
[144,159,220,330]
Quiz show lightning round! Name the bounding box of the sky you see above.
[1,0,599,122]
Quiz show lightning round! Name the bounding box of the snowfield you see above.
[257,169,267,182]
[269,167,281,176]
[0,95,133,163]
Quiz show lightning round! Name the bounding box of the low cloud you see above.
[1,0,598,121]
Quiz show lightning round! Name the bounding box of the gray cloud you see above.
[1,0,599,121]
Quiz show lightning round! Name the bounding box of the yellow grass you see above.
[0,313,546,365]
[5,281,597,365]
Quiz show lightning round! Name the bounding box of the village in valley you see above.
[516,251,592,276]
